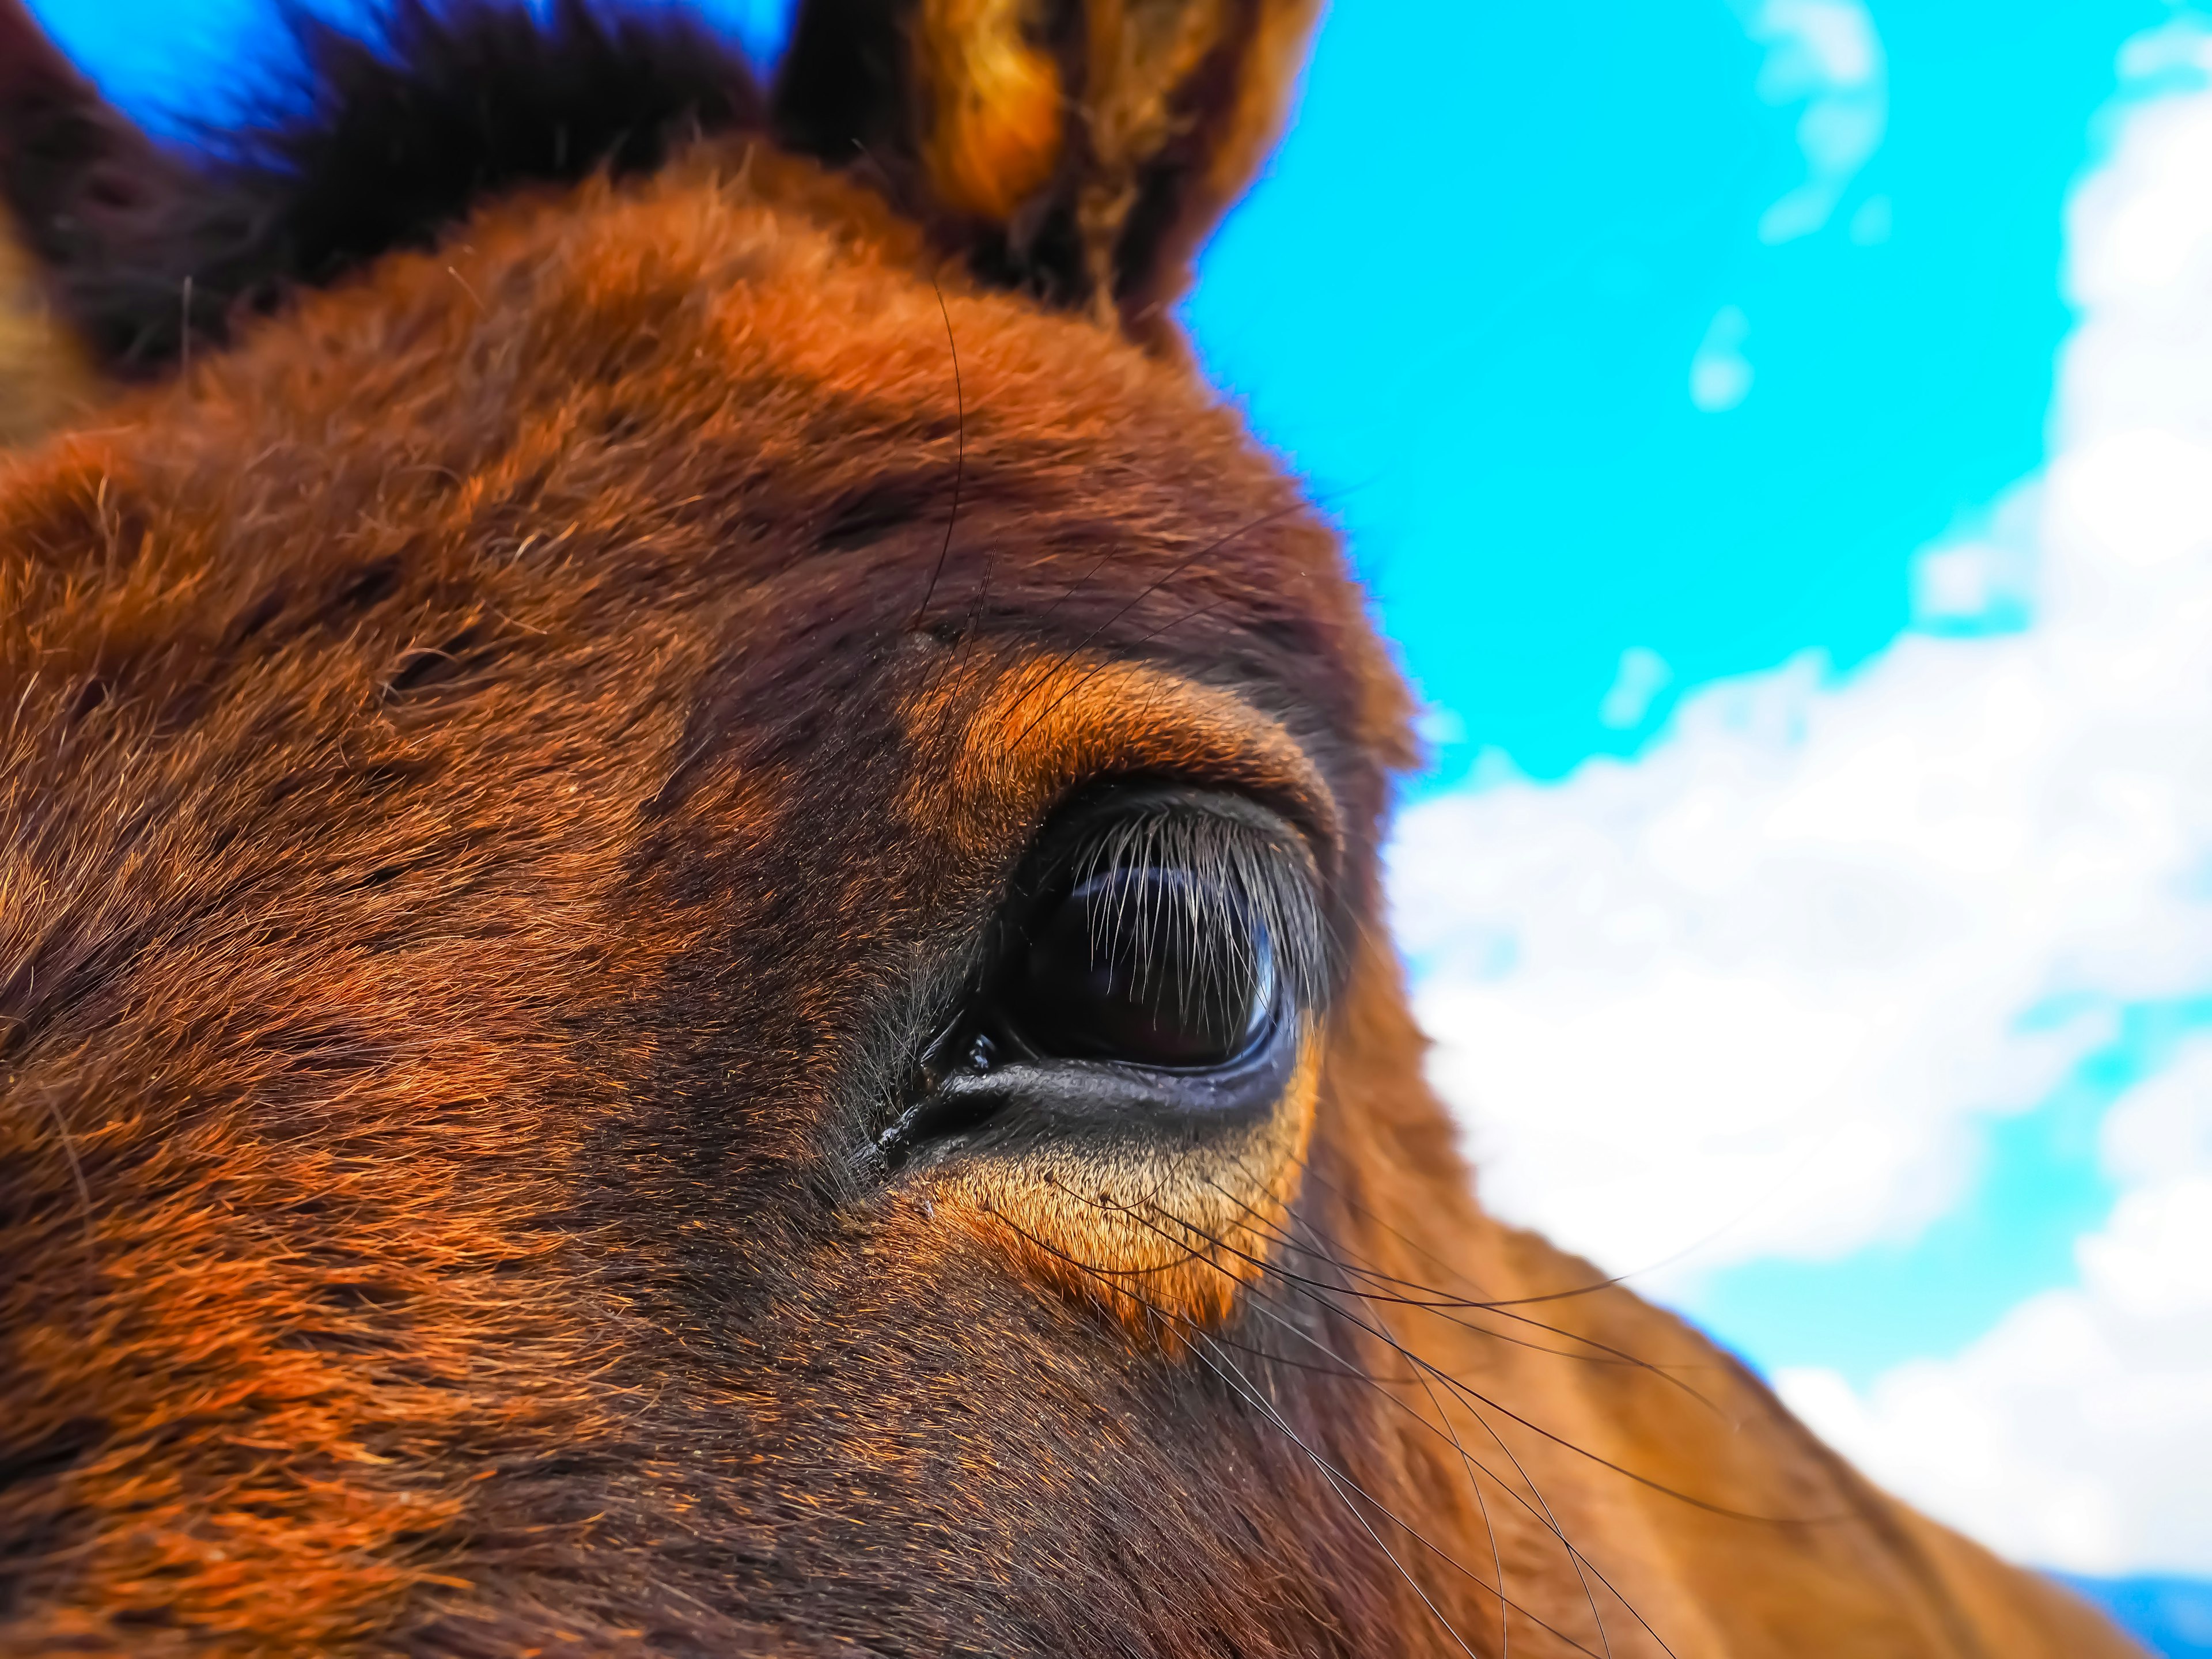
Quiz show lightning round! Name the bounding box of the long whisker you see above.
[1222,1182,1633,1658]
[1126,1169,1626,1658]
[1260,1198,1514,1658]
[1235,1164,1730,1414]
[1306,1147,1812,1313]
[908,281,965,632]
[1180,1331,1488,1659]
[1247,1221,1725,1659]
[1271,914,1737,1328]
[994,1206,1617,1658]
[1256,1185,1513,1654]
[1236,1271,1629,1658]
[1010,1169,1639,1656]
[1237,1284,1514,1656]
[1040,1167,1846,1542]
[1260,1210,1701,1370]
[1169,1199,1845,1527]
[1221,1267,1623,1639]
[1294,1152,1699,1346]
[1142,1194,1664,1659]
[1205,1171,1699,1404]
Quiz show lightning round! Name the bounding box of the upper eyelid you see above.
[1025,789,1313,900]
[903,653,1345,884]
[1032,781,1324,906]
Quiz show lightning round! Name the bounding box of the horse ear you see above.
[772,0,1321,349]
[0,0,179,435]
[0,201,97,445]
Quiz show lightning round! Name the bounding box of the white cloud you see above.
[1387,16,2212,1573]
[1847,194,1892,245]
[1689,305,1753,412]
[1777,1036,2212,1574]
[1737,0,1888,243]
[1598,647,1673,729]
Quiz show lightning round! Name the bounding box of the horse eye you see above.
[1006,865,1277,1069]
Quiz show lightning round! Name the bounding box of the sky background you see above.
[31,0,2212,1649]
[1214,3,2212,1635]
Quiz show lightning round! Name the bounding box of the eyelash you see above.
[1048,796,1328,1033]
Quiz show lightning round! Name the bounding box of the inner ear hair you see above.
[774,0,1323,349]
[0,200,94,445]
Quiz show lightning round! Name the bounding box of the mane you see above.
[3,0,766,373]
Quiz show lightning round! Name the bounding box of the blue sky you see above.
[1191,0,2157,787]
[33,0,2212,1638]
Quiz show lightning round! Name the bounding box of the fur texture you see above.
[0,2,2153,1654]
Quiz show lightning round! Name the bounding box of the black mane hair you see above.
[0,0,766,374]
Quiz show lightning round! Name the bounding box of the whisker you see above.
[1306,1143,1820,1316]
[1012,1173,1650,1656]
[1256,1185,1518,1656]
[1231,1268,1638,1659]
[1133,1170,1626,1658]
[1156,1194,1844,1528]
[1162,1192,1661,1659]
[1244,1211,1516,1657]
[991,1206,1620,1658]
[1233,1164,1732,1414]
[1241,1191,1640,1658]
[908,281,965,632]
[1180,1333,1488,1659]
[1052,1185,1849,1548]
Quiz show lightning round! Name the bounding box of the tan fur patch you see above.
[916,0,1065,220]
[933,1025,1320,1340]
[902,648,1342,869]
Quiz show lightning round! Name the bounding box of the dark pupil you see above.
[1012,866,1274,1068]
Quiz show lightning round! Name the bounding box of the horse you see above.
[0,2,2149,1653]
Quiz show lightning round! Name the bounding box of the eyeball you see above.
[1006,863,1277,1069]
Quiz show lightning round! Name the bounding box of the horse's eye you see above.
[1007,866,1277,1069]
[878,791,1322,1167]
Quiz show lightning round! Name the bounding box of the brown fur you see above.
[0,2,2150,1654]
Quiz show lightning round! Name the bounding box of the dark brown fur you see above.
[0,2,2151,1654]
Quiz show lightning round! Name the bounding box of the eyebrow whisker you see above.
[908,280,965,634]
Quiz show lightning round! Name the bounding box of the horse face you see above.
[0,5,1445,1651]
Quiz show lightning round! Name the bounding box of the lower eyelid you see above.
[876,967,1305,1174]
[912,1016,1327,1343]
